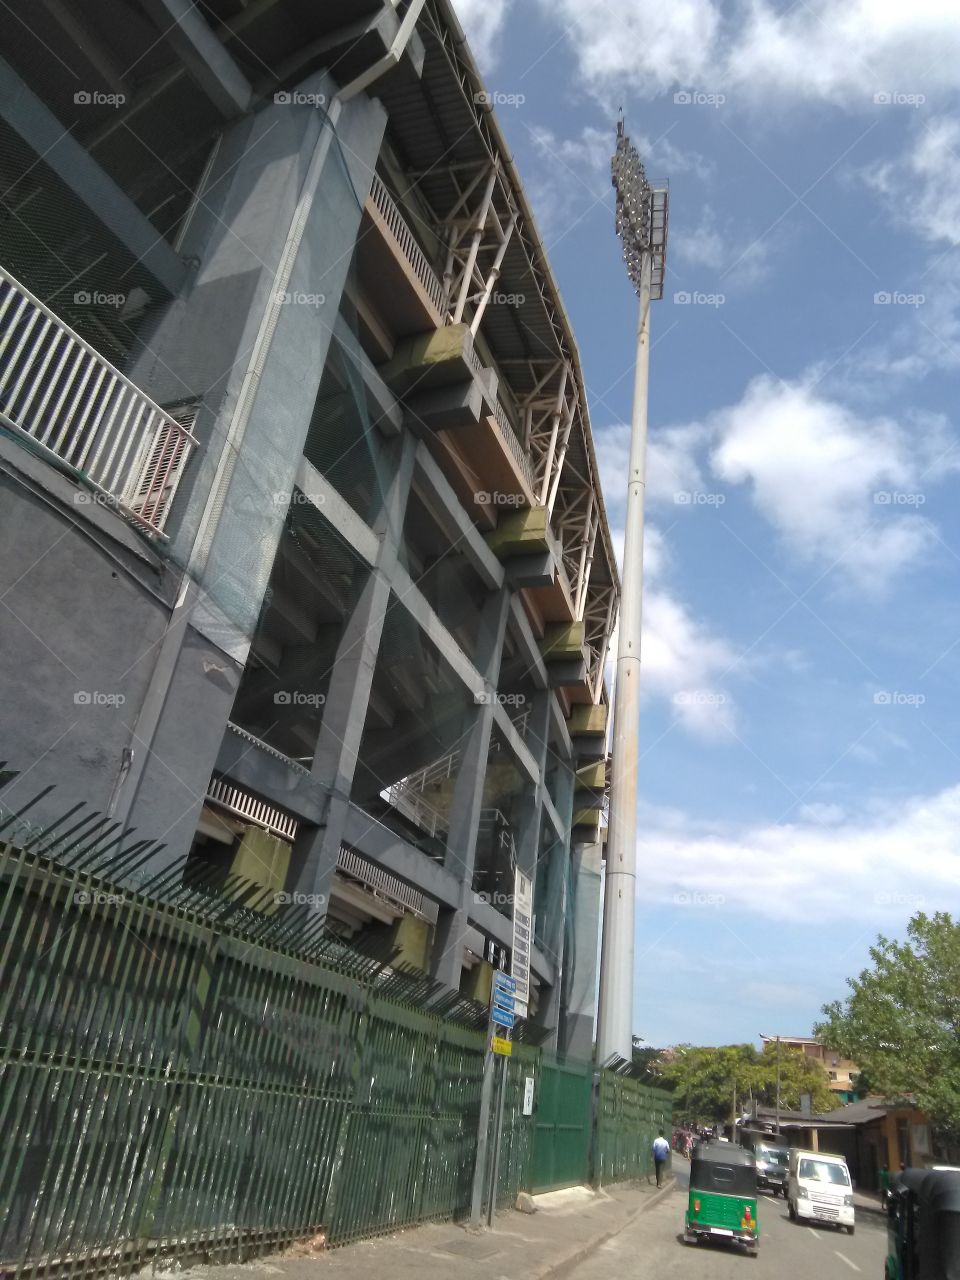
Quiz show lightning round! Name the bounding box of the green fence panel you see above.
[0,801,542,1275]
[595,1071,673,1186]
[530,1055,593,1192]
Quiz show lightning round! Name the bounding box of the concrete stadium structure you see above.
[0,0,618,1050]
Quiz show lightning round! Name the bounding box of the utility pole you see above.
[775,1035,782,1136]
[595,117,669,1065]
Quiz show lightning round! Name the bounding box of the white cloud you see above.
[709,375,951,591]
[672,204,773,286]
[537,0,960,106]
[452,0,512,68]
[638,781,960,924]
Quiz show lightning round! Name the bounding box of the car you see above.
[787,1149,855,1233]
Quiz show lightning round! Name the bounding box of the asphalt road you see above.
[568,1163,886,1280]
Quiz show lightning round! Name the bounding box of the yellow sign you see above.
[491,1036,513,1057]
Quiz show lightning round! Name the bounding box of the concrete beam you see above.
[295,457,379,566]
[504,553,555,589]
[141,0,252,117]
[508,596,549,690]
[342,802,461,907]
[0,56,186,297]
[333,315,403,435]
[413,443,504,591]
[215,731,327,825]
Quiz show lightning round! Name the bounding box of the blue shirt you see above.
[653,1137,670,1160]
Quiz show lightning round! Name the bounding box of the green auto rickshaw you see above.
[684,1142,759,1256]
[887,1168,960,1280]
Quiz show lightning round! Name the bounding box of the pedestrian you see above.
[653,1129,670,1187]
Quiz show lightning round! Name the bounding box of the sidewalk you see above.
[167,1178,676,1280]
[853,1187,886,1219]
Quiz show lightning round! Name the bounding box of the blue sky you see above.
[454,0,960,1047]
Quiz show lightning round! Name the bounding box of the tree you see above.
[659,1042,835,1125]
[816,911,960,1141]
[754,1041,836,1114]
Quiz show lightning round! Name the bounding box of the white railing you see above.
[369,173,446,316]
[492,395,536,494]
[0,267,197,537]
[338,844,427,917]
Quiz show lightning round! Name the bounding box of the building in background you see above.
[762,1035,862,1103]
[0,0,617,1051]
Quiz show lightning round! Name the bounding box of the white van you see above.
[787,1149,855,1233]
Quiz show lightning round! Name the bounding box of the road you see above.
[568,1162,886,1280]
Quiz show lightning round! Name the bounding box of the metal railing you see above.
[368,173,446,316]
[0,267,197,536]
[493,395,536,494]
[381,749,458,838]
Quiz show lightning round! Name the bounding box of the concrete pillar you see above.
[119,76,388,864]
[557,840,603,1059]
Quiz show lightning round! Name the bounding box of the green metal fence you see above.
[0,778,535,1275]
[530,1055,594,1192]
[595,1071,673,1185]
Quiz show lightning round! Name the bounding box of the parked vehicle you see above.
[684,1142,759,1255]
[787,1149,855,1233]
[886,1168,960,1280]
[740,1132,789,1197]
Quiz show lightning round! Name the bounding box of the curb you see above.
[535,1177,676,1280]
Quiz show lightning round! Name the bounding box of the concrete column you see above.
[119,77,387,865]
[287,433,418,904]
[557,840,603,1059]
[429,587,511,991]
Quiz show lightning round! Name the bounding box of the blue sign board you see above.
[493,972,516,993]
[491,1005,515,1029]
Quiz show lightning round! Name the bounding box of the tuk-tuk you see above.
[684,1142,759,1255]
[887,1169,960,1280]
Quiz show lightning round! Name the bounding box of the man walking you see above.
[653,1129,670,1187]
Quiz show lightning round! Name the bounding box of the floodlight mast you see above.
[596,119,669,1066]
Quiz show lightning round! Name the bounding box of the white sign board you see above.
[511,868,533,1017]
[522,1076,535,1116]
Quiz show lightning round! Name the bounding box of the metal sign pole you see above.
[470,1036,496,1226]
[487,1053,508,1227]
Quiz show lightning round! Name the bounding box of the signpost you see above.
[470,968,517,1226]
[511,870,532,1018]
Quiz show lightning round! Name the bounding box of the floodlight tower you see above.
[596,118,669,1065]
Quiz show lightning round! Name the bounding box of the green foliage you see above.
[816,911,960,1140]
[660,1042,834,1125]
